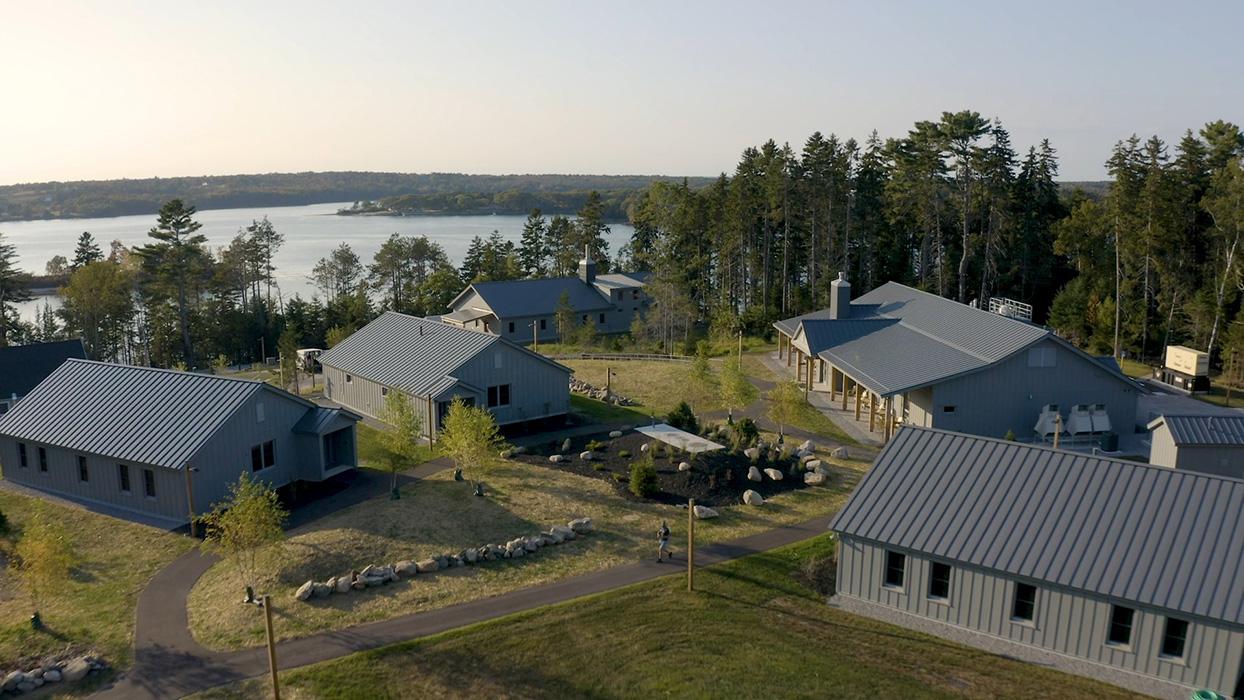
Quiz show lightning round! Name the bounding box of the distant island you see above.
[0,171,716,223]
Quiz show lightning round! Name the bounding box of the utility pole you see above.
[687,498,696,592]
[263,594,280,700]
[532,321,538,350]
[1053,413,1062,449]
[1228,352,1238,407]
[738,330,743,360]
[183,463,198,538]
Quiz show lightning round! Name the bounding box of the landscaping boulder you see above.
[763,468,783,481]
[747,466,762,482]
[798,451,814,462]
[546,528,565,544]
[609,430,623,438]
[42,669,61,683]
[678,461,691,472]
[742,489,764,506]
[800,439,815,452]
[831,446,849,459]
[549,454,565,463]
[61,658,90,684]
[500,448,514,458]
[335,575,353,593]
[295,580,315,601]
[360,564,383,579]
[561,438,573,452]
[311,582,332,598]
[744,447,760,460]
[513,445,527,455]
[435,556,450,569]
[693,505,719,519]
[416,558,439,573]
[395,560,420,577]
[815,463,833,476]
[804,459,822,471]
[640,443,650,453]
[3,672,24,692]
[804,472,827,486]
[511,545,526,557]
[551,524,576,540]
[579,450,594,460]
[464,548,479,564]
[351,577,367,590]
[17,681,36,693]
[523,539,539,552]
[569,517,594,533]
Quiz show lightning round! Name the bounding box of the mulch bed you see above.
[511,431,810,508]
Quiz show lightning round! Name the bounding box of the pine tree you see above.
[135,199,209,367]
[0,233,32,347]
[518,208,548,277]
[71,231,103,270]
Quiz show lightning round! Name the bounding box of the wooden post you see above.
[426,396,435,447]
[1053,413,1062,449]
[883,398,893,441]
[786,338,793,367]
[183,463,197,538]
[805,357,813,395]
[687,498,695,592]
[841,378,850,411]
[868,393,877,432]
[532,321,538,349]
[262,594,280,700]
[829,367,837,402]
[854,383,862,421]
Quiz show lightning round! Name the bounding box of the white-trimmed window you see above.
[487,384,511,408]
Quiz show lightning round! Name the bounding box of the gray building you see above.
[319,311,571,433]
[0,360,358,528]
[443,247,650,344]
[0,338,87,414]
[773,275,1140,442]
[1149,414,1244,479]
[830,426,1244,699]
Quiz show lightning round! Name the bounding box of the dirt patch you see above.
[513,431,811,507]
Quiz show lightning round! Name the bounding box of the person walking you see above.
[656,520,672,562]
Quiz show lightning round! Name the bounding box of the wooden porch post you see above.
[787,341,794,367]
[884,398,894,441]
[841,378,850,411]
[852,382,861,419]
[868,392,877,431]
[778,334,784,360]
[805,357,813,395]
[829,367,837,402]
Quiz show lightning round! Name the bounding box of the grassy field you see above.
[192,535,1136,700]
[0,488,193,670]
[742,352,857,445]
[355,423,441,469]
[568,394,651,425]
[560,359,723,416]
[186,454,863,651]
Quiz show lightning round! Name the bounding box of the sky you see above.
[1,0,1241,185]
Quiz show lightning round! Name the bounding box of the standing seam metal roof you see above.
[466,277,613,317]
[0,339,87,398]
[1149,414,1244,446]
[830,427,1244,626]
[0,359,287,470]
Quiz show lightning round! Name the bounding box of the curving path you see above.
[94,363,848,699]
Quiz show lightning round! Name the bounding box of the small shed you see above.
[1148,414,1244,479]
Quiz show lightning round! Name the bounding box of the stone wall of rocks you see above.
[1,653,105,695]
[568,378,637,406]
[294,518,596,602]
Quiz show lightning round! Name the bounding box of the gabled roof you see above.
[0,359,308,470]
[293,405,360,434]
[593,271,651,291]
[0,339,87,399]
[775,282,1135,396]
[318,311,569,397]
[831,427,1244,627]
[1148,414,1244,447]
[456,277,613,318]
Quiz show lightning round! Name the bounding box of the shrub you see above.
[618,449,631,458]
[0,508,7,535]
[1004,429,1017,441]
[592,464,608,472]
[629,459,658,498]
[731,417,759,450]
[612,473,627,483]
[797,553,838,597]
[586,439,607,452]
[666,401,699,433]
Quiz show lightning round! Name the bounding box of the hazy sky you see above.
[2,1,1241,184]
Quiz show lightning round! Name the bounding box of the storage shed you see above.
[1148,414,1244,479]
[0,360,358,528]
[831,426,1244,700]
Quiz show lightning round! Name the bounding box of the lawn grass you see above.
[355,423,441,469]
[192,535,1136,700]
[569,394,651,425]
[560,359,722,416]
[0,488,193,670]
[186,454,864,652]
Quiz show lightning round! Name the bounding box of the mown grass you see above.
[0,488,192,670]
[192,535,1136,700]
[569,394,651,425]
[355,423,441,469]
[560,359,722,416]
[186,454,863,652]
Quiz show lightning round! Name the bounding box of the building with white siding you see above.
[830,426,1244,699]
[0,360,358,528]
[318,311,571,434]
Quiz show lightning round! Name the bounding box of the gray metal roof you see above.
[0,359,302,470]
[0,339,87,399]
[1149,414,1244,447]
[461,277,613,317]
[831,427,1244,627]
[318,311,568,397]
[293,406,359,434]
[593,271,651,291]
[776,282,1114,396]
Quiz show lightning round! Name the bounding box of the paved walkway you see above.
[96,511,833,700]
[758,353,883,447]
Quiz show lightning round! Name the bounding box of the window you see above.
[345,374,353,383]
[582,314,588,324]
[256,402,265,423]
[381,386,389,397]
[1027,346,1057,368]
[539,318,547,331]
[264,441,275,468]
[38,447,47,472]
[1107,605,1135,646]
[252,441,275,471]
[1012,582,1037,621]
[78,456,89,483]
[505,321,514,334]
[487,384,511,408]
[118,464,131,493]
[928,562,951,600]
[143,468,156,498]
[883,550,906,588]
[18,443,27,468]
[632,289,639,300]
[942,405,957,413]
[598,313,606,324]
[1160,618,1188,659]
[251,446,263,472]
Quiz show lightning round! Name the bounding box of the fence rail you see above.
[546,352,696,363]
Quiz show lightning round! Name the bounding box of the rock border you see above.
[1,653,107,696]
[294,518,596,603]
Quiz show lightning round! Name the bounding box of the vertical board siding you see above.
[837,537,1244,694]
[450,343,569,425]
[931,338,1138,439]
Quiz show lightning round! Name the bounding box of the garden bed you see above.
[513,429,813,507]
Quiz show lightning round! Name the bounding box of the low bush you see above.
[666,401,699,433]
[612,473,626,483]
[586,439,607,452]
[618,449,631,458]
[797,552,838,597]
[629,459,658,498]
[731,417,759,450]
[592,464,608,472]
